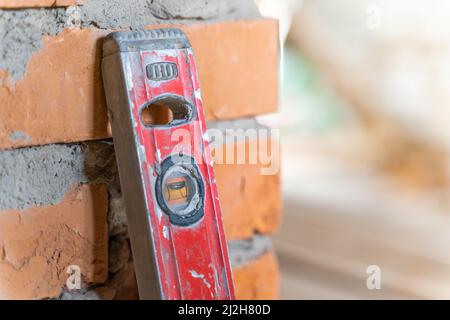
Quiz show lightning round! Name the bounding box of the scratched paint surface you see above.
[123,41,234,299]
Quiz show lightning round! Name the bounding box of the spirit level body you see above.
[102,29,235,300]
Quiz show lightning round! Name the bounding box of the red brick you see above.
[214,139,282,240]
[233,251,280,300]
[0,19,279,150]
[0,184,108,299]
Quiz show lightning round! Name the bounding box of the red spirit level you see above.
[102,29,235,300]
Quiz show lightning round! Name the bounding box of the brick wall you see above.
[0,0,280,300]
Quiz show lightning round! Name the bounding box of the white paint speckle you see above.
[138,144,146,161]
[163,50,179,58]
[195,88,202,101]
[163,225,169,240]
[155,149,161,162]
[189,270,211,289]
[189,270,204,278]
[124,61,134,89]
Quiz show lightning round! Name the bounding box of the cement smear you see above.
[0,141,116,210]
[228,235,273,268]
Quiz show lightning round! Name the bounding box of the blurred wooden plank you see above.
[276,198,450,299]
[276,151,450,299]
[278,252,413,300]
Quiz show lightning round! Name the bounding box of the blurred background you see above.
[256,0,450,299]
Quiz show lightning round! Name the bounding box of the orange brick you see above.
[0,0,83,7]
[214,139,282,240]
[0,184,108,299]
[233,251,280,300]
[0,19,279,150]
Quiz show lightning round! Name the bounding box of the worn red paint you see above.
[121,32,235,299]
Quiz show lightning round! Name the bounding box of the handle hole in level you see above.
[140,95,193,127]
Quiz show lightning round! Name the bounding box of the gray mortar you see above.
[0,0,260,81]
[0,8,68,81]
[0,141,116,210]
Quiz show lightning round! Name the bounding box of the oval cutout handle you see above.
[140,94,195,127]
